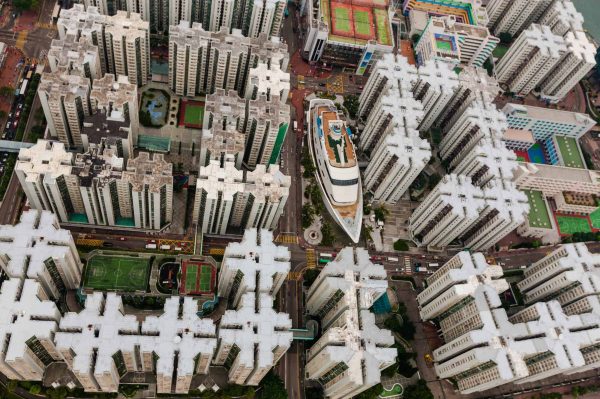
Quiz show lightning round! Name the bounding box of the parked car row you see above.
[2,63,36,141]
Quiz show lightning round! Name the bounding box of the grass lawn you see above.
[556,215,592,235]
[493,44,509,59]
[380,384,403,398]
[555,136,585,169]
[183,104,205,126]
[590,206,600,230]
[333,6,352,33]
[83,255,150,291]
[525,190,552,229]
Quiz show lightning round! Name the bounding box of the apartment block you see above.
[415,16,498,67]
[0,279,62,381]
[439,94,507,164]
[358,54,420,121]
[436,66,501,130]
[204,89,290,168]
[401,0,488,27]
[122,152,173,230]
[89,73,139,147]
[413,58,460,132]
[38,70,92,149]
[0,210,82,299]
[452,137,519,185]
[487,0,554,36]
[244,61,290,102]
[55,293,217,393]
[539,30,596,103]
[199,124,246,168]
[495,24,566,97]
[47,34,102,81]
[193,161,290,234]
[58,5,150,86]
[218,229,289,307]
[363,124,431,203]
[517,243,600,314]
[168,22,288,97]
[409,174,485,248]
[417,252,508,339]
[502,128,536,151]
[306,247,395,399]
[503,103,595,141]
[215,292,292,385]
[539,0,584,36]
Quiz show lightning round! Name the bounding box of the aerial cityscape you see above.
[0,0,599,398]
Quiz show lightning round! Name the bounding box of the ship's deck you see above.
[316,105,357,168]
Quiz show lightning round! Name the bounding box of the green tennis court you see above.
[184,104,204,125]
[333,6,351,33]
[83,254,150,291]
[556,215,592,235]
[199,265,213,292]
[374,9,390,45]
[354,9,371,36]
[185,264,198,293]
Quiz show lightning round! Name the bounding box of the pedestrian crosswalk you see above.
[15,32,27,50]
[404,256,412,274]
[306,248,316,268]
[76,238,103,247]
[208,248,225,255]
[275,234,298,244]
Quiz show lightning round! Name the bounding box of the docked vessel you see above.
[307,98,362,243]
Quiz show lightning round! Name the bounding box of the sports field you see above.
[83,254,150,291]
[590,206,600,230]
[179,100,205,129]
[556,215,592,235]
[179,260,216,295]
[325,0,390,45]
[353,8,373,39]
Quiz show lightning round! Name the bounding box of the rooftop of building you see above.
[378,125,431,164]
[201,125,245,157]
[546,0,584,31]
[0,279,60,364]
[196,160,245,199]
[503,103,596,127]
[244,164,291,201]
[219,292,292,371]
[16,140,73,182]
[222,229,290,293]
[468,137,519,181]
[555,135,585,169]
[524,190,553,229]
[246,62,290,99]
[520,24,566,58]
[48,34,99,73]
[517,162,600,185]
[418,58,460,91]
[436,174,487,216]
[72,148,123,187]
[503,128,535,144]
[482,179,530,222]
[565,29,596,64]
[38,68,91,101]
[438,15,495,38]
[122,152,172,192]
[314,102,357,168]
[103,10,149,37]
[457,66,501,99]
[82,111,130,146]
[90,73,137,110]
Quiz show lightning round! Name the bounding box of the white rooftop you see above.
[0,210,79,279]
[503,103,596,126]
[417,58,460,93]
[221,229,290,293]
[218,292,292,371]
[520,24,566,59]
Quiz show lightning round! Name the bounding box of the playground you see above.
[179,100,205,129]
[322,0,392,46]
[179,260,216,295]
[140,88,170,127]
[555,214,592,235]
[83,254,150,292]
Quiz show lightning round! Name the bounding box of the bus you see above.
[318,258,330,264]
[19,79,28,96]
[319,253,333,259]
[387,256,399,262]
[429,263,439,268]
[145,243,157,249]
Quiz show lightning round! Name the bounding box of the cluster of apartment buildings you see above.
[80,0,285,38]
[418,243,600,394]
[358,54,529,251]
[0,216,293,394]
[305,247,396,398]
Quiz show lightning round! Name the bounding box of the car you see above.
[8,113,12,118]
[148,239,156,243]
[318,83,326,87]
[12,121,17,128]
[17,103,23,110]
[1,133,5,139]
[102,242,114,247]
[5,122,10,129]
[119,237,127,241]
[15,111,20,118]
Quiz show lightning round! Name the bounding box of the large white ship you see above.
[307,98,362,243]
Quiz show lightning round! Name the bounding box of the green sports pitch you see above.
[83,254,150,291]
[181,262,215,295]
[556,215,592,235]
[353,10,371,37]
[333,6,351,33]
[183,103,205,126]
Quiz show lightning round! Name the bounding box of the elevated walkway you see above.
[0,140,34,152]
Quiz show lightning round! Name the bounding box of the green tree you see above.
[321,223,335,246]
[355,383,383,399]
[13,0,39,11]
[259,372,287,399]
[28,384,42,394]
[0,86,13,96]
[304,268,321,287]
[374,205,389,223]
[302,203,315,228]
[343,95,359,119]
[305,386,325,399]
[498,32,513,44]
[411,33,421,43]
[403,380,434,399]
[301,146,316,178]
[393,239,409,251]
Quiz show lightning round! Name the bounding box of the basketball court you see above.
[179,260,216,295]
[83,254,150,291]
